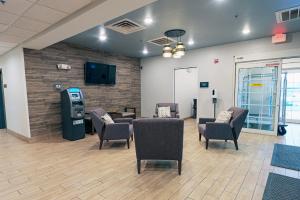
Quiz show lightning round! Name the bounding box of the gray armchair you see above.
[198,107,248,150]
[133,118,184,175]
[90,108,133,150]
[153,103,180,118]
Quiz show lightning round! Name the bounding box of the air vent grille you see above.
[105,18,145,34]
[276,6,300,23]
[147,36,176,46]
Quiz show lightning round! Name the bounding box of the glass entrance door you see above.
[282,71,300,123]
[235,60,281,135]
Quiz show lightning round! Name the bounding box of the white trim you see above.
[234,60,282,136]
[235,48,300,63]
[24,0,158,50]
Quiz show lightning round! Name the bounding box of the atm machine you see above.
[61,87,85,141]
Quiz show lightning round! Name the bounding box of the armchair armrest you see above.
[199,118,215,124]
[104,123,130,140]
[124,107,136,114]
[206,122,233,139]
[114,118,133,124]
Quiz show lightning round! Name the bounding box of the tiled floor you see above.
[0,120,299,200]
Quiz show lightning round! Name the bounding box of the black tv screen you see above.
[84,62,116,85]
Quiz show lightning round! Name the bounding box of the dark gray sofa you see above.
[90,108,133,149]
[198,107,248,150]
[133,118,184,175]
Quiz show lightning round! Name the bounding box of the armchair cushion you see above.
[104,123,132,140]
[199,118,215,124]
[101,113,114,124]
[154,103,179,118]
[198,124,206,135]
[114,118,133,124]
[215,111,233,123]
[206,122,233,140]
[158,106,171,118]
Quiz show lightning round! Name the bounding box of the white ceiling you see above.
[23,0,158,50]
[0,0,94,55]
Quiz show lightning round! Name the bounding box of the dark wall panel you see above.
[24,43,141,138]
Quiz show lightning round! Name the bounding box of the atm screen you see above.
[71,93,80,100]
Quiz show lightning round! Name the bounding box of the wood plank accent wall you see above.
[24,43,141,138]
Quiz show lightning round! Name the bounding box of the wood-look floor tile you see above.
[0,120,299,200]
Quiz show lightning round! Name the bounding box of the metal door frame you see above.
[234,60,282,135]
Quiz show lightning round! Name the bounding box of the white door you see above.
[235,60,281,135]
[174,68,198,119]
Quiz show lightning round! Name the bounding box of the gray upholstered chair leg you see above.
[205,138,209,149]
[234,139,238,150]
[99,140,103,150]
[126,139,130,149]
[199,133,202,141]
[137,160,141,174]
[178,160,182,175]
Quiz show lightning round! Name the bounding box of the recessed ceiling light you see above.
[242,26,251,35]
[144,17,153,25]
[99,27,107,41]
[188,39,194,46]
[143,48,148,55]
[99,34,107,41]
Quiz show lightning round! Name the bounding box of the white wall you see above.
[175,68,198,119]
[0,47,31,138]
[141,32,300,118]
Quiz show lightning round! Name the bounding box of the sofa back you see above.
[90,108,107,137]
[228,107,249,138]
[133,118,184,161]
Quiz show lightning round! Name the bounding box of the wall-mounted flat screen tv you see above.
[84,62,116,85]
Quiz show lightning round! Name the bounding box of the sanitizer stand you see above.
[212,89,218,118]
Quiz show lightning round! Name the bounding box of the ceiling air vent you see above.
[147,36,176,46]
[276,6,300,23]
[105,18,145,34]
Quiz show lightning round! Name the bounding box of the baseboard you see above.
[183,117,196,120]
[7,129,31,143]
[7,129,62,143]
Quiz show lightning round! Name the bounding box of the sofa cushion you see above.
[215,111,233,123]
[158,106,171,118]
[101,113,114,125]
[198,124,206,134]
[129,124,133,135]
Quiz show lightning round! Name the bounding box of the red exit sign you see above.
[272,33,287,44]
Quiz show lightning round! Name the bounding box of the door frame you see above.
[173,67,198,102]
[281,66,300,124]
[0,69,6,129]
[234,59,282,135]
[173,67,198,119]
